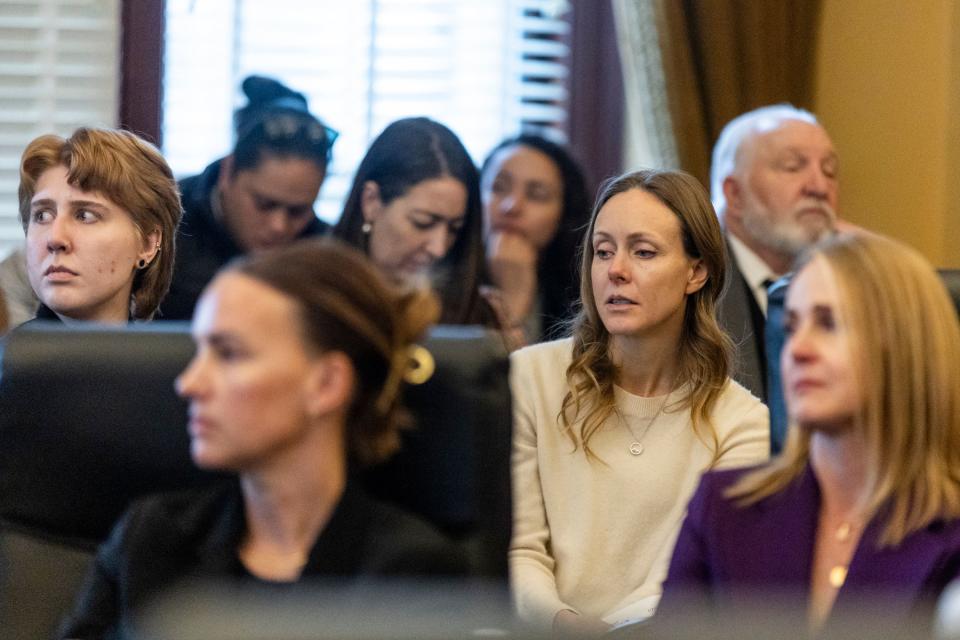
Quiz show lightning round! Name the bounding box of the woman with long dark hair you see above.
[480,134,591,344]
[333,117,487,325]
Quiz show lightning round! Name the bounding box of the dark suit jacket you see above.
[656,466,960,635]
[717,243,767,402]
[60,480,468,640]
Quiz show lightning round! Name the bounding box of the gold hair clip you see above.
[403,344,435,385]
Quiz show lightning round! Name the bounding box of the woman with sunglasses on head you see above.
[333,117,489,325]
[161,75,337,320]
[59,239,467,639]
[655,232,960,636]
[509,169,769,636]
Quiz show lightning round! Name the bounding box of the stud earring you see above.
[361,222,372,234]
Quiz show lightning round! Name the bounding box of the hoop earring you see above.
[137,259,147,269]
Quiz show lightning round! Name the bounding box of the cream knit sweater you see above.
[509,338,769,629]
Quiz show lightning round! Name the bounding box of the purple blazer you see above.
[656,465,960,635]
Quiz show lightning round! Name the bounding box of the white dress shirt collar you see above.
[727,233,780,315]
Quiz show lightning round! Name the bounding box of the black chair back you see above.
[364,325,512,577]
[0,524,94,639]
[0,323,207,544]
[0,323,511,559]
[0,323,511,636]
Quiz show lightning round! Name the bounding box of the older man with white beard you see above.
[711,105,839,451]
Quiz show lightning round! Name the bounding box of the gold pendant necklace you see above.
[828,565,847,588]
[827,520,861,589]
[623,388,672,456]
[835,521,853,542]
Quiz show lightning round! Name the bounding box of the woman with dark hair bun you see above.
[480,134,591,346]
[332,117,488,325]
[60,239,466,638]
[162,75,337,320]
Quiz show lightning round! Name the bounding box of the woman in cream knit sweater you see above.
[510,169,769,635]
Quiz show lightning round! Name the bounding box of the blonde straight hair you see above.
[728,233,960,546]
[560,169,733,461]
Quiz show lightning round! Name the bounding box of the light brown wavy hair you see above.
[727,232,960,546]
[561,169,733,461]
[18,127,182,320]
[234,238,440,467]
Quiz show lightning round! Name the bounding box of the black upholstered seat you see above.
[0,323,511,638]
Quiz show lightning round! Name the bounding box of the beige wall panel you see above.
[816,0,959,267]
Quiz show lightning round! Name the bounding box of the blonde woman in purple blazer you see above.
[659,232,960,635]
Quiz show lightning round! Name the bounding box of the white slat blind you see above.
[0,0,119,254]
[163,0,570,222]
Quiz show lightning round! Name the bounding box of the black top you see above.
[16,304,140,331]
[160,159,329,320]
[59,480,468,639]
[18,303,61,328]
[34,304,59,321]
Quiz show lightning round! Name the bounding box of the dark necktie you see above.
[761,278,776,297]
[764,276,790,456]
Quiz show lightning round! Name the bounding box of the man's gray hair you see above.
[710,104,819,216]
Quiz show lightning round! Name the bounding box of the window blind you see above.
[164,0,571,222]
[0,0,119,254]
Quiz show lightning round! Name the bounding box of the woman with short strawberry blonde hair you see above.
[18,127,181,322]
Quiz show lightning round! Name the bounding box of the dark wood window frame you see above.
[565,0,624,195]
[119,0,164,145]
[119,0,623,189]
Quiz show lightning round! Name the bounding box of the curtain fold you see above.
[615,0,822,185]
[613,0,679,171]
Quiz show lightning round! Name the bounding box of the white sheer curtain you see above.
[611,0,677,172]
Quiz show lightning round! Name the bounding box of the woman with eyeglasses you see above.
[480,134,592,346]
[160,75,337,320]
